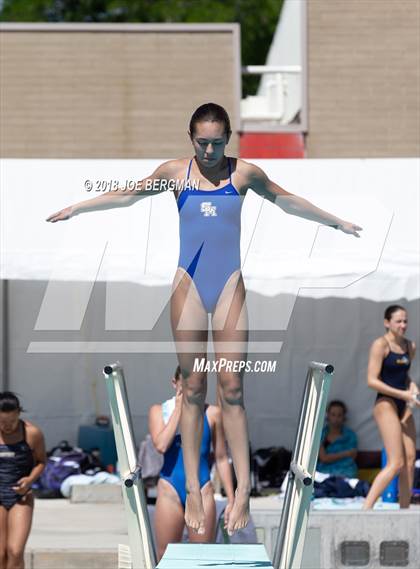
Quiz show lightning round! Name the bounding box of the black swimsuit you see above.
[375,339,410,419]
[0,421,34,510]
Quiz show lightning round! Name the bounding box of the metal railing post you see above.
[272,362,334,569]
[103,362,157,569]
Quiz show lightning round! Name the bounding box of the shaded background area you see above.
[3,278,419,451]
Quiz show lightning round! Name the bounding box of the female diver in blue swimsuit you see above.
[149,366,234,560]
[47,103,362,535]
[364,305,419,509]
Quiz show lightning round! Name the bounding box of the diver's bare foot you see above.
[185,488,205,534]
[227,487,250,536]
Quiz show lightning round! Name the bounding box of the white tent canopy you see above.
[3,158,418,297]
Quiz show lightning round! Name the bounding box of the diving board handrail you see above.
[103,362,157,569]
[272,361,334,569]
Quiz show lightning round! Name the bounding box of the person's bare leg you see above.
[154,480,186,561]
[171,269,208,534]
[0,506,8,569]
[188,481,216,544]
[212,271,250,534]
[363,400,404,509]
[6,495,34,569]
[399,411,416,508]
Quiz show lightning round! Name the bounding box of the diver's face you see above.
[191,121,228,168]
[385,309,408,337]
[171,377,182,392]
[327,405,345,429]
[0,410,20,435]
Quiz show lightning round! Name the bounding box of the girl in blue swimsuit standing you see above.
[47,103,362,535]
[364,305,419,509]
[149,366,234,560]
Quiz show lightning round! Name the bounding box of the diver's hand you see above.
[407,384,420,409]
[12,476,32,495]
[46,206,74,223]
[335,221,363,238]
[175,383,183,410]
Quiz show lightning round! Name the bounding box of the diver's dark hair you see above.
[384,305,406,321]
[174,365,182,381]
[0,391,23,413]
[327,400,347,414]
[189,103,232,137]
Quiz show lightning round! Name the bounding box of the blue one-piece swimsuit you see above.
[177,158,242,313]
[376,340,411,419]
[159,398,212,508]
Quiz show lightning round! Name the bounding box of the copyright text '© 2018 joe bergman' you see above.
[84,178,201,192]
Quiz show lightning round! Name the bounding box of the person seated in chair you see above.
[317,400,358,479]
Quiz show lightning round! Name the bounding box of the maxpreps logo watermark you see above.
[194,358,276,374]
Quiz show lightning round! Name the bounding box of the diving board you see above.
[157,544,273,568]
[104,361,333,569]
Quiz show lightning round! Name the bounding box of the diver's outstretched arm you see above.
[241,161,362,237]
[46,159,179,223]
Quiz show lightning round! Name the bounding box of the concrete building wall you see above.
[0,24,240,158]
[306,0,420,157]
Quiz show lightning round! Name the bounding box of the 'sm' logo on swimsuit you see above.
[201,202,217,217]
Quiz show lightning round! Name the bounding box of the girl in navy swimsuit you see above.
[0,392,46,569]
[47,103,362,534]
[364,305,419,509]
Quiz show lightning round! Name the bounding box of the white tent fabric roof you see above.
[2,158,419,301]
